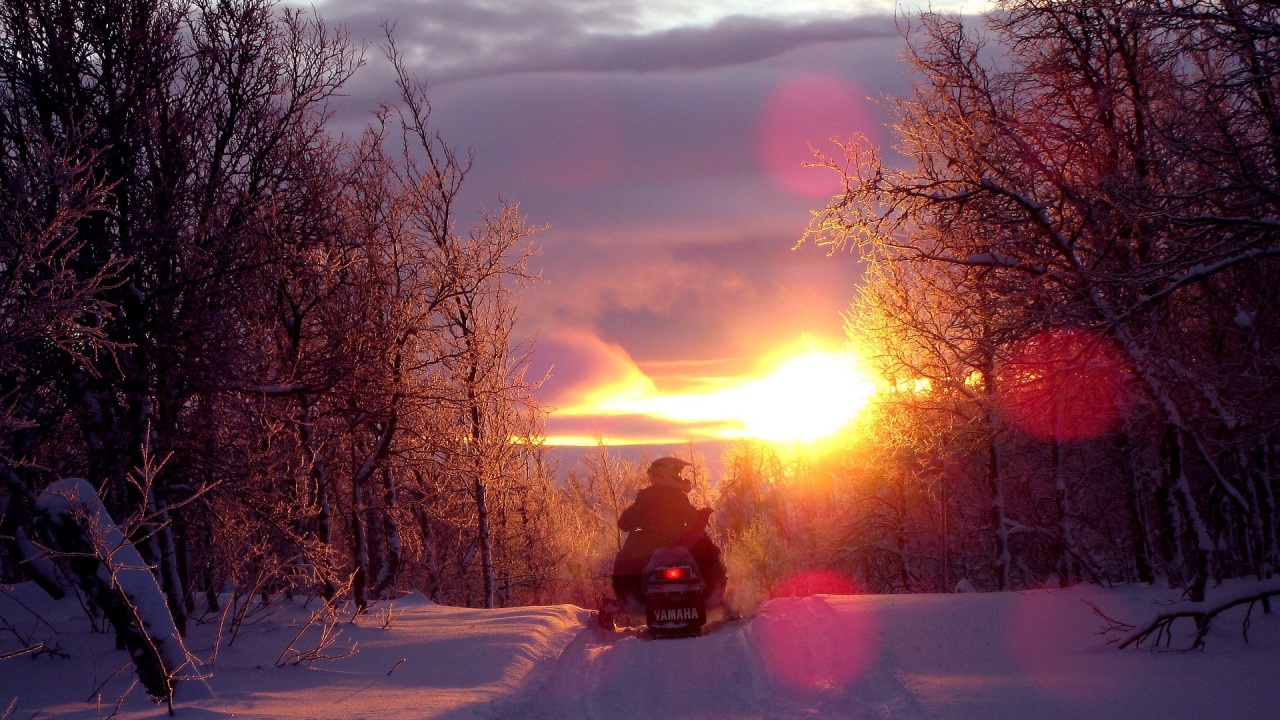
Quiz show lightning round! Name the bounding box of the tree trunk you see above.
[415,502,443,602]
[1164,425,1211,602]
[350,417,397,611]
[1051,437,1078,585]
[296,394,337,600]
[351,474,370,613]
[475,477,496,609]
[372,467,402,598]
[148,493,188,635]
[1259,438,1279,578]
[1118,433,1155,583]
[983,361,1011,591]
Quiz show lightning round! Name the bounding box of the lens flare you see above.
[998,328,1131,441]
[770,569,858,598]
[756,73,871,197]
[754,596,879,690]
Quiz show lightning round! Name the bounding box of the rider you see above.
[611,457,726,613]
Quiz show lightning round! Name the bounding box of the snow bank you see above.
[3,580,1280,719]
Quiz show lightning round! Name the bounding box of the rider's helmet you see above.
[648,457,692,493]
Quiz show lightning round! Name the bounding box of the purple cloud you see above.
[316,1,900,82]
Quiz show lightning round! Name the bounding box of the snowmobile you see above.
[639,545,707,638]
[597,544,711,639]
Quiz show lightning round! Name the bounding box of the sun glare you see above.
[734,351,876,442]
[553,345,878,446]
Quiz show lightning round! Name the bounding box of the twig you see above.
[373,603,402,630]
[274,601,358,667]
[1084,599,1134,636]
[0,644,48,660]
[85,661,134,704]
[387,658,405,675]
[0,615,67,661]
[0,586,61,634]
[94,677,137,720]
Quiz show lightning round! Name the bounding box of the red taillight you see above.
[660,566,690,580]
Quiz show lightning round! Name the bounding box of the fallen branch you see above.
[1093,580,1280,651]
[33,479,190,708]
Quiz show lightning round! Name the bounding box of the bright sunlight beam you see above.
[732,350,877,442]
[560,345,878,445]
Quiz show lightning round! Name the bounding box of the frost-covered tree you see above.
[0,0,548,643]
[810,0,1280,599]
[0,139,118,597]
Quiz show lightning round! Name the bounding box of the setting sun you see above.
[549,343,878,446]
[732,351,877,442]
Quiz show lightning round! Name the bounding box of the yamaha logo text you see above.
[654,607,699,622]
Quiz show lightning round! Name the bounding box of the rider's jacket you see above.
[612,483,699,575]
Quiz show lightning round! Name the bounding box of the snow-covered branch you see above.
[34,479,191,708]
[1098,580,1280,651]
[1123,247,1280,319]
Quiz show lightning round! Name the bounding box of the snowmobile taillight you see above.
[660,566,691,581]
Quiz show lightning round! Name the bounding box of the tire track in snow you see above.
[517,618,766,719]
[746,596,929,719]
[510,596,928,720]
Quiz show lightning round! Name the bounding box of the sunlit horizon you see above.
[545,341,877,448]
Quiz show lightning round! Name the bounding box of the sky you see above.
[303,0,992,447]
[5,577,1280,718]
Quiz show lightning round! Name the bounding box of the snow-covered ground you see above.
[3,579,1279,719]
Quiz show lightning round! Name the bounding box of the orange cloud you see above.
[532,329,658,412]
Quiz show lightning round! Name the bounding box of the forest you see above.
[1,0,1278,708]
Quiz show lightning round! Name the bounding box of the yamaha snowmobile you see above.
[638,545,707,638]
[596,544,708,638]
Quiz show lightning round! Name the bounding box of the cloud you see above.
[526,328,737,444]
[299,0,912,437]
[544,412,730,446]
[312,0,900,82]
[514,224,865,373]
[526,232,756,327]
[545,15,899,76]
[526,328,656,411]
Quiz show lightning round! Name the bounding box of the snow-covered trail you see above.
[507,584,1280,720]
[5,581,1280,719]
[512,595,927,720]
